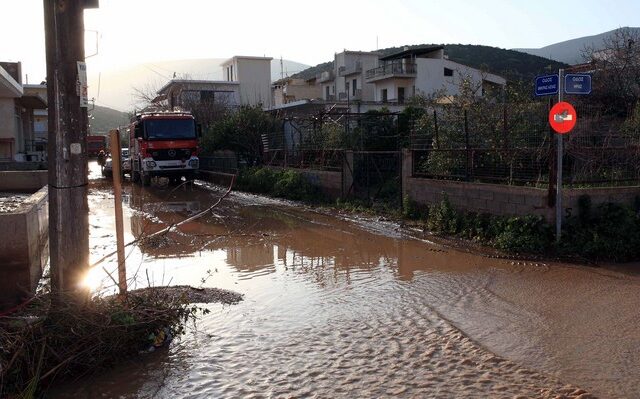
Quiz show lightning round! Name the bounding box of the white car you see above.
[102,148,131,178]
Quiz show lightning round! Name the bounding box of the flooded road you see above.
[52,165,640,398]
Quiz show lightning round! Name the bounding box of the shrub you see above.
[402,195,424,220]
[272,169,319,202]
[491,215,553,253]
[236,167,322,203]
[561,202,640,261]
[426,196,460,235]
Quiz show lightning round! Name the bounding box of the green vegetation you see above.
[236,167,322,203]
[90,105,130,135]
[560,196,640,261]
[408,195,640,261]
[200,106,278,166]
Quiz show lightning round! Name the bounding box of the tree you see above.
[582,27,640,115]
[201,106,278,166]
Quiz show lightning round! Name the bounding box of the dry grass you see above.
[0,286,242,398]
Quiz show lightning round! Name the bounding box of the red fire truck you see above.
[87,135,107,157]
[129,111,201,186]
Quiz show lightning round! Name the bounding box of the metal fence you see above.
[199,154,238,174]
[410,102,640,187]
[207,104,639,189]
[263,148,344,171]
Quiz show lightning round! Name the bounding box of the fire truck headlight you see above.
[188,159,199,168]
[146,161,157,168]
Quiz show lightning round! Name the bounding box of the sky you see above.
[2,0,639,85]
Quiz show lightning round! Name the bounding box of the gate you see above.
[347,151,402,205]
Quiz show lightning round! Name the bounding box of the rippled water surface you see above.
[51,167,640,398]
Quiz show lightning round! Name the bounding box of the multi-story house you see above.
[156,79,241,110]
[364,46,506,103]
[319,50,380,103]
[156,55,273,112]
[308,46,505,111]
[221,56,273,108]
[272,77,322,106]
[0,62,47,162]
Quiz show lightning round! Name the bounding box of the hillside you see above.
[514,27,640,64]
[89,105,130,135]
[86,58,309,112]
[292,44,567,82]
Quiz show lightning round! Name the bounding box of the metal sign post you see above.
[535,70,590,242]
[555,69,564,242]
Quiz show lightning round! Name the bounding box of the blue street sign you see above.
[564,74,592,95]
[535,74,559,96]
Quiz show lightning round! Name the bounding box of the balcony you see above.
[318,70,335,83]
[365,62,417,82]
[337,89,363,101]
[339,62,362,77]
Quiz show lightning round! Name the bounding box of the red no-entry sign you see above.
[549,101,577,134]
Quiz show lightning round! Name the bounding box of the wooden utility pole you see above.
[44,0,98,298]
[109,130,127,295]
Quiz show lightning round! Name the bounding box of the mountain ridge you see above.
[513,27,640,64]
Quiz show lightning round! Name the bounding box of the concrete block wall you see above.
[564,187,640,214]
[0,186,48,310]
[405,177,553,220]
[0,170,48,192]
[402,149,640,221]
[298,169,343,199]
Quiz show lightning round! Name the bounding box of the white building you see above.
[0,63,47,162]
[365,46,506,103]
[272,77,321,106]
[311,46,506,109]
[221,56,273,108]
[319,50,380,102]
[156,79,241,110]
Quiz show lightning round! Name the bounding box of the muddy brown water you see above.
[51,166,640,398]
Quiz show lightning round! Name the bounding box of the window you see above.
[444,67,454,77]
[381,89,388,102]
[398,87,405,104]
[201,90,216,103]
[326,86,330,99]
[144,119,196,140]
[352,79,357,96]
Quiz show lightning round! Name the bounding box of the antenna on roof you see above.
[280,56,284,81]
[376,35,379,50]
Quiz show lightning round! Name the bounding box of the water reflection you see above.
[74,181,640,398]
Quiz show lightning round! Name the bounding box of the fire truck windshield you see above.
[144,119,196,140]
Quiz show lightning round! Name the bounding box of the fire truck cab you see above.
[129,111,201,186]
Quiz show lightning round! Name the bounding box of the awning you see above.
[17,93,47,109]
[0,66,22,98]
